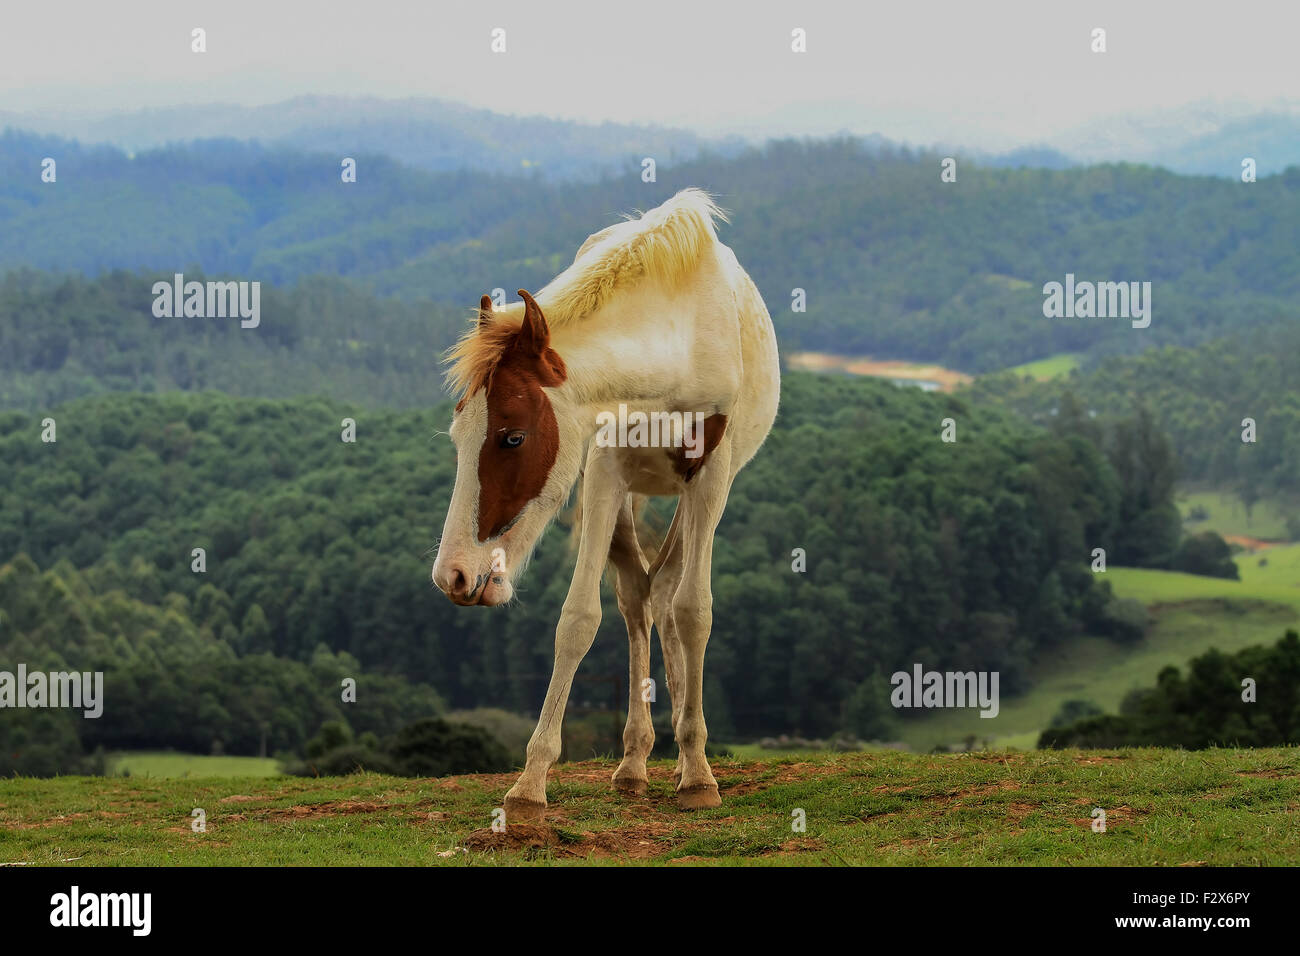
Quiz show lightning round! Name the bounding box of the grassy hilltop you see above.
[2,749,1297,866]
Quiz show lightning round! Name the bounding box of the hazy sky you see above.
[3,0,1296,149]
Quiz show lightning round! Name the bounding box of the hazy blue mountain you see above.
[1166,112,1300,177]
[1052,103,1300,177]
[0,95,740,181]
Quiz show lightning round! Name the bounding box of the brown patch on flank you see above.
[673,414,727,483]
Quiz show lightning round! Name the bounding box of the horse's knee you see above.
[671,591,712,638]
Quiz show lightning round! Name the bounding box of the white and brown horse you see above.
[431,189,779,818]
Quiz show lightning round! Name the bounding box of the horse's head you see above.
[432,290,578,606]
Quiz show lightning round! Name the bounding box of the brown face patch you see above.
[474,291,567,541]
[674,413,728,482]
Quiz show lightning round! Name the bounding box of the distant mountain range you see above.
[4,95,1298,179]
[1048,103,1300,177]
[0,96,734,181]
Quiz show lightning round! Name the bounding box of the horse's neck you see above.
[552,309,694,408]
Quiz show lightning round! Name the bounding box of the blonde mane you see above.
[443,188,728,399]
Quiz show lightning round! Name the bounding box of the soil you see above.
[786,352,973,392]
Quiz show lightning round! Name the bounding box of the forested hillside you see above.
[0,374,1185,761]
[0,269,464,410]
[5,130,1300,374]
[967,321,1300,502]
[1041,630,1300,749]
[0,555,445,776]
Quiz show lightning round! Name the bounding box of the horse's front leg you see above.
[503,451,626,822]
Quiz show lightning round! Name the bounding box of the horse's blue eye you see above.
[504,431,525,448]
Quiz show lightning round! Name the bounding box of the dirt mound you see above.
[462,821,675,860]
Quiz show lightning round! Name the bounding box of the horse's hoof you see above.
[612,774,648,795]
[676,784,721,811]
[503,795,547,823]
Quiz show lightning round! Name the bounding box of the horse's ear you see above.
[516,289,550,355]
[477,294,493,332]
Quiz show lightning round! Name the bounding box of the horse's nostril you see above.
[434,561,473,601]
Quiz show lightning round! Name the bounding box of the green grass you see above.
[1237,541,1300,590]
[1180,490,1296,542]
[1108,555,1300,616]
[1,749,1295,865]
[897,548,1300,752]
[1006,353,1082,380]
[107,752,280,779]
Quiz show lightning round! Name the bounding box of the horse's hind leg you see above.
[608,495,654,794]
[649,500,687,784]
[671,441,734,811]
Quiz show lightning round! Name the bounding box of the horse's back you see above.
[711,241,780,478]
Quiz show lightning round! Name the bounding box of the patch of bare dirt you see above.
[1004,802,1040,821]
[1234,769,1299,779]
[463,821,680,860]
[787,351,973,392]
[1222,534,1281,553]
[1068,801,1145,828]
[266,800,403,819]
[717,761,826,796]
[869,784,916,794]
[4,810,127,831]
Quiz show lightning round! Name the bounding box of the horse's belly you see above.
[620,446,686,496]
